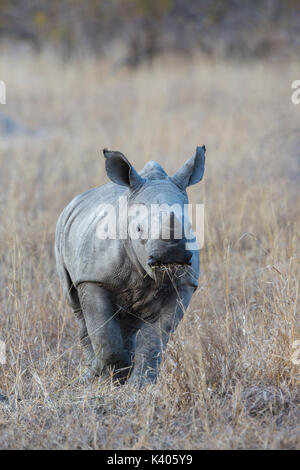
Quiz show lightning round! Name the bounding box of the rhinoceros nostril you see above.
[147,256,156,266]
[185,251,193,263]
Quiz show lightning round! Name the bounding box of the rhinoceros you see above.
[55,146,205,386]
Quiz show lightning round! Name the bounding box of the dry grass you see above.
[0,48,299,449]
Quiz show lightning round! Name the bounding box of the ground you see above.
[0,49,299,449]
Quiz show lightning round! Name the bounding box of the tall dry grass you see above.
[0,49,299,449]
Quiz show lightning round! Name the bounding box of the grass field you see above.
[0,49,299,449]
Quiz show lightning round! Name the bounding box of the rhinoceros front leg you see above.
[77,282,131,382]
[127,291,190,387]
[73,306,95,368]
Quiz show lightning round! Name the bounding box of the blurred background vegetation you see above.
[0,0,299,451]
[0,0,299,63]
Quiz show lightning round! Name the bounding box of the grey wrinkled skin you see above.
[55,146,206,386]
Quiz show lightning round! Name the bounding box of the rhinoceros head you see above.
[103,146,205,279]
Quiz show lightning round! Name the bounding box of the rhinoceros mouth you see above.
[149,262,192,279]
[149,261,191,268]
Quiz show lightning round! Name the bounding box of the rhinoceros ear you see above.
[171,146,206,190]
[103,149,145,190]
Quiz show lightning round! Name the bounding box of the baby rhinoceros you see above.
[55,146,206,386]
